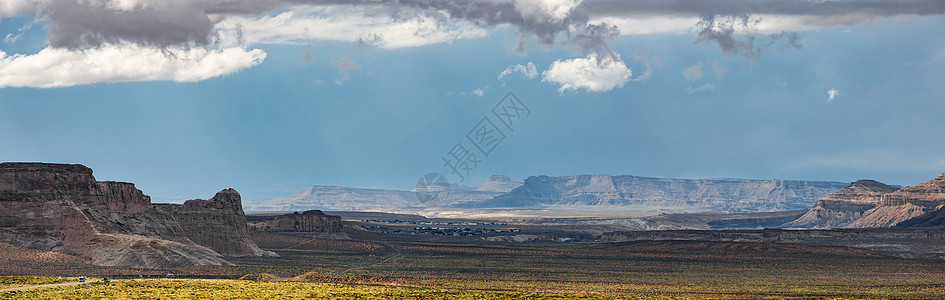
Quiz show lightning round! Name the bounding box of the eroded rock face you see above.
[784,180,900,228]
[0,162,230,269]
[156,189,275,257]
[787,174,945,229]
[247,210,343,233]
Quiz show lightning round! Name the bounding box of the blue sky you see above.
[1,1,944,202]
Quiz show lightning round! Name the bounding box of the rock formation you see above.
[246,210,343,232]
[156,189,275,257]
[786,174,945,228]
[475,175,524,193]
[464,175,848,211]
[784,180,900,228]
[0,162,230,268]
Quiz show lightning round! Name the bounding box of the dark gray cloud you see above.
[33,1,216,49]
[583,0,945,18]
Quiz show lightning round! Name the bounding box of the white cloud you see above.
[593,16,699,36]
[682,62,704,82]
[498,62,538,81]
[513,0,582,24]
[0,43,266,88]
[472,88,485,97]
[216,7,489,50]
[827,88,841,102]
[541,53,632,93]
[686,84,715,95]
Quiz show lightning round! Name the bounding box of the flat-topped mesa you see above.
[159,189,275,257]
[476,175,524,193]
[275,210,343,232]
[472,174,848,211]
[0,162,96,192]
[246,210,344,233]
[0,162,230,269]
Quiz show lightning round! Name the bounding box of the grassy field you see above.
[0,278,673,299]
[0,276,84,290]
[283,240,945,298]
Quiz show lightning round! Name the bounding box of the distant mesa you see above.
[0,162,271,269]
[246,175,521,211]
[475,175,524,193]
[249,174,845,212]
[246,210,343,233]
[461,174,849,211]
[786,173,945,229]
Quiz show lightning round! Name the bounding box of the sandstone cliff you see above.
[0,162,230,268]
[784,180,899,228]
[246,210,343,232]
[786,174,945,229]
[464,175,848,211]
[156,189,275,257]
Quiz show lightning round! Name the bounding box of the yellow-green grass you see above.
[1,278,682,299]
[0,276,83,289]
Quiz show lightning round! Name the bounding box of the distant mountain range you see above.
[247,174,848,212]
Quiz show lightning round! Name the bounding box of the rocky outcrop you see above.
[476,175,524,193]
[464,175,848,211]
[787,174,945,229]
[156,189,275,257]
[247,210,343,232]
[0,162,230,268]
[784,180,900,228]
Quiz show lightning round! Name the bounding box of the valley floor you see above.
[4,229,945,299]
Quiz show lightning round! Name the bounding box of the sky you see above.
[1,0,944,203]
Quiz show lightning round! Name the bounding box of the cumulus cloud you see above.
[498,62,538,81]
[0,44,266,88]
[682,62,704,82]
[542,53,631,93]
[827,88,841,102]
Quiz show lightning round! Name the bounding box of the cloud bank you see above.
[1,0,943,88]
